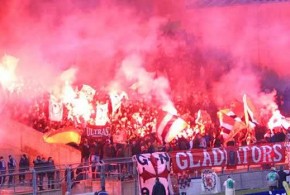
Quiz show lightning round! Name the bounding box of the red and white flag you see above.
[156,111,187,143]
[217,109,246,142]
[230,100,244,119]
[217,109,236,132]
[195,109,212,126]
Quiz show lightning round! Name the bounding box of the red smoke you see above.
[0,0,290,116]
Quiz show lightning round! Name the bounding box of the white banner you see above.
[134,152,171,195]
[109,91,128,115]
[49,95,63,122]
[95,102,109,126]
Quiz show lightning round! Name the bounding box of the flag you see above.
[217,110,236,132]
[95,102,110,126]
[109,91,128,115]
[282,118,290,130]
[243,94,259,128]
[230,100,244,119]
[195,110,212,126]
[268,110,290,130]
[43,127,81,144]
[49,95,63,122]
[217,109,247,142]
[156,111,188,143]
[79,84,96,101]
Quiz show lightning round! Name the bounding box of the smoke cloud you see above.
[0,0,290,117]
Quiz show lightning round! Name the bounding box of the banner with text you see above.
[134,152,171,195]
[170,142,285,173]
[84,124,110,138]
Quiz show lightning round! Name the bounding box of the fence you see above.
[0,157,138,195]
[0,157,287,195]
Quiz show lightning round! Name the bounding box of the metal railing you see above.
[0,157,287,195]
[0,157,138,195]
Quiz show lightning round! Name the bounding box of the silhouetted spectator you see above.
[47,157,55,189]
[277,165,290,189]
[7,155,16,187]
[0,156,6,187]
[19,154,29,184]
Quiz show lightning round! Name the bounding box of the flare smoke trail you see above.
[0,0,290,117]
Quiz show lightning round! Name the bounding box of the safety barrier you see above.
[0,157,138,195]
[0,157,287,195]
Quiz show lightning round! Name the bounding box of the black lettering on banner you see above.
[137,154,149,165]
[158,153,169,165]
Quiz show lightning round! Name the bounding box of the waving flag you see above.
[109,91,128,115]
[79,84,96,101]
[268,110,290,130]
[218,109,246,142]
[95,102,110,126]
[195,110,212,126]
[156,111,187,143]
[218,109,236,131]
[243,94,259,128]
[49,95,63,122]
[230,100,244,119]
[43,127,81,144]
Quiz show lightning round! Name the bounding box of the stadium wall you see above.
[0,116,81,165]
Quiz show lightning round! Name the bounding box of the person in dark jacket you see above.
[94,186,108,195]
[7,155,16,187]
[33,156,45,191]
[47,157,55,189]
[131,140,141,156]
[277,165,290,189]
[19,154,29,184]
[90,141,100,180]
[80,138,90,166]
[0,156,6,187]
[152,177,166,195]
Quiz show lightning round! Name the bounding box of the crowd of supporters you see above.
[3,85,290,162]
[2,83,290,194]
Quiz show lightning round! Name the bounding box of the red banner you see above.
[170,142,285,173]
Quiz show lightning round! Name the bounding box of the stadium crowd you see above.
[3,84,289,163]
[1,84,290,193]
